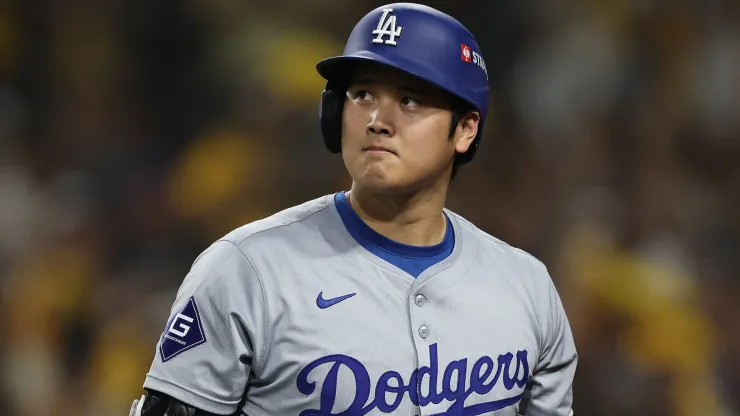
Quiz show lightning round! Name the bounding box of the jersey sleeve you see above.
[520,268,578,416]
[143,239,266,415]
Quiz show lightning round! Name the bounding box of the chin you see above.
[353,171,415,194]
[345,157,418,193]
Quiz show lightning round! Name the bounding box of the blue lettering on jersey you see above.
[296,343,529,415]
[159,296,207,362]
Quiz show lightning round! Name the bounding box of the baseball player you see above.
[130,3,577,415]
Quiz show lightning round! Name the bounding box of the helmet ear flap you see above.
[320,88,346,153]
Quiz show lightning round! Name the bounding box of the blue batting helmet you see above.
[316,3,490,164]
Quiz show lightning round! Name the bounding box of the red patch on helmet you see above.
[461,44,472,63]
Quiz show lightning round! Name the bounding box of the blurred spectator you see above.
[0,0,738,415]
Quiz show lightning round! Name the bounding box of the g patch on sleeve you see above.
[159,296,207,362]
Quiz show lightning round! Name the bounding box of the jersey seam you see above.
[233,197,333,246]
[145,373,241,407]
[533,263,548,358]
[217,239,269,378]
[448,210,547,269]
[543,275,560,360]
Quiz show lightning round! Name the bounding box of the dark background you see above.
[0,1,738,415]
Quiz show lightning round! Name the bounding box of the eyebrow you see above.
[351,77,376,85]
[351,77,424,95]
[399,85,424,95]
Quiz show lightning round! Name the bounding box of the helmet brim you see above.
[316,52,481,114]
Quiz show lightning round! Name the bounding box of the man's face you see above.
[341,63,478,193]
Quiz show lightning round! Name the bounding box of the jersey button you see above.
[414,294,427,307]
[418,325,430,339]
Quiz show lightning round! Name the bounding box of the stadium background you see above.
[0,0,738,415]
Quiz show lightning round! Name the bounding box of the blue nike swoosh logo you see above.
[316,292,356,309]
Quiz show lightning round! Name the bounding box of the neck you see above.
[346,181,449,247]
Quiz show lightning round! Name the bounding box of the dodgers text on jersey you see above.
[296,343,529,415]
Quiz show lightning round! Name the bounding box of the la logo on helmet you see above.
[372,8,403,46]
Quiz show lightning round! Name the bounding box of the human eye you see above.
[401,96,420,108]
[349,90,374,101]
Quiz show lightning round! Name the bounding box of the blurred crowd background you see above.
[0,0,738,415]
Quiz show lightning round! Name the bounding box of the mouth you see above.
[362,145,396,155]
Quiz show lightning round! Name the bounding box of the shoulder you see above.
[445,209,552,285]
[218,193,336,248]
[190,194,339,269]
[182,194,338,288]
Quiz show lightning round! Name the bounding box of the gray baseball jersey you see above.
[143,193,577,415]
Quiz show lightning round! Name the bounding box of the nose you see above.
[367,106,395,137]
